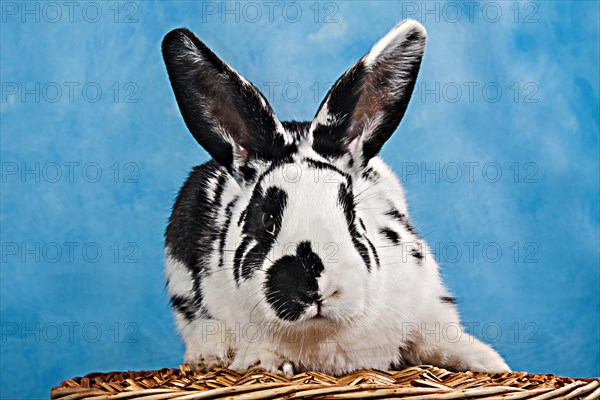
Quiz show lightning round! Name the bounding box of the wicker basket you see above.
[51,364,599,399]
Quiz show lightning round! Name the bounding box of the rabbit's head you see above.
[162,20,426,326]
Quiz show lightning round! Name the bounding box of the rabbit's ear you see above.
[162,28,293,177]
[310,20,426,167]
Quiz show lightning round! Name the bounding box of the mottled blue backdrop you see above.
[1,1,598,398]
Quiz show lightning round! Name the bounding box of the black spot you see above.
[241,242,272,280]
[440,296,457,304]
[337,182,375,272]
[237,186,288,281]
[165,161,229,318]
[359,218,366,232]
[233,237,251,284]
[239,165,257,181]
[212,173,228,209]
[264,242,324,321]
[411,248,424,263]
[304,158,352,185]
[252,156,295,189]
[361,167,380,182]
[243,186,287,239]
[170,294,196,321]
[379,227,401,244]
[352,238,371,272]
[219,197,239,268]
[237,209,246,227]
[364,236,380,269]
[385,208,417,235]
[338,183,356,227]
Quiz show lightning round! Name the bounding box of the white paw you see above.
[450,339,511,373]
[184,349,231,371]
[230,349,295,377]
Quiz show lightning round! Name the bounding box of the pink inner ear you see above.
[347,115,367,156]
[348,135,360,155]
[236,143,249,163]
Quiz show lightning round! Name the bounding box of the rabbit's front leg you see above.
[181,318,233,371]
[421,330,510,373]
[230,339,295,376]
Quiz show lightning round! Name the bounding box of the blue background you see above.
[1,1,598,398]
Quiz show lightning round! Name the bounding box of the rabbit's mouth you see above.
[304,302,328,321]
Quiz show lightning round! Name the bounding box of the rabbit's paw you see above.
[443,335,510,373]
[230,349,295,377]
[455,349,510,373]
[184,349,231,372]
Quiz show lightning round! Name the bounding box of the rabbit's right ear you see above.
[162,28,293,179]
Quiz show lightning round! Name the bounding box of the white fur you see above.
[165,253,193,297]
[364,19,427,67]
[165,19,509,376]
[168,148,509,375]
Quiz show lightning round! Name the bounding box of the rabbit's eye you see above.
[262,213,276,235]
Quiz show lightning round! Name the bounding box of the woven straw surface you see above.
[51,364,600,399]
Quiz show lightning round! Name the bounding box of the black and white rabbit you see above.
[162,20,509,376]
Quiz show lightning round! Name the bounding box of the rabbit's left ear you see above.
[310,20,426,167]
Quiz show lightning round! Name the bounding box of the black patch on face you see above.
[264,241,324,321]
[440,296,456,304]
[379,227,401,244]
[235,185,288,282]
[385,208,417,235]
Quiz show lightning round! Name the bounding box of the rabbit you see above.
[161,19,510,376]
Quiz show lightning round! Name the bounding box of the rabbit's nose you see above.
[320,288,340,301]
[312,289,340,305]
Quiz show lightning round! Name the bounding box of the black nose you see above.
[264,241,325,321]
